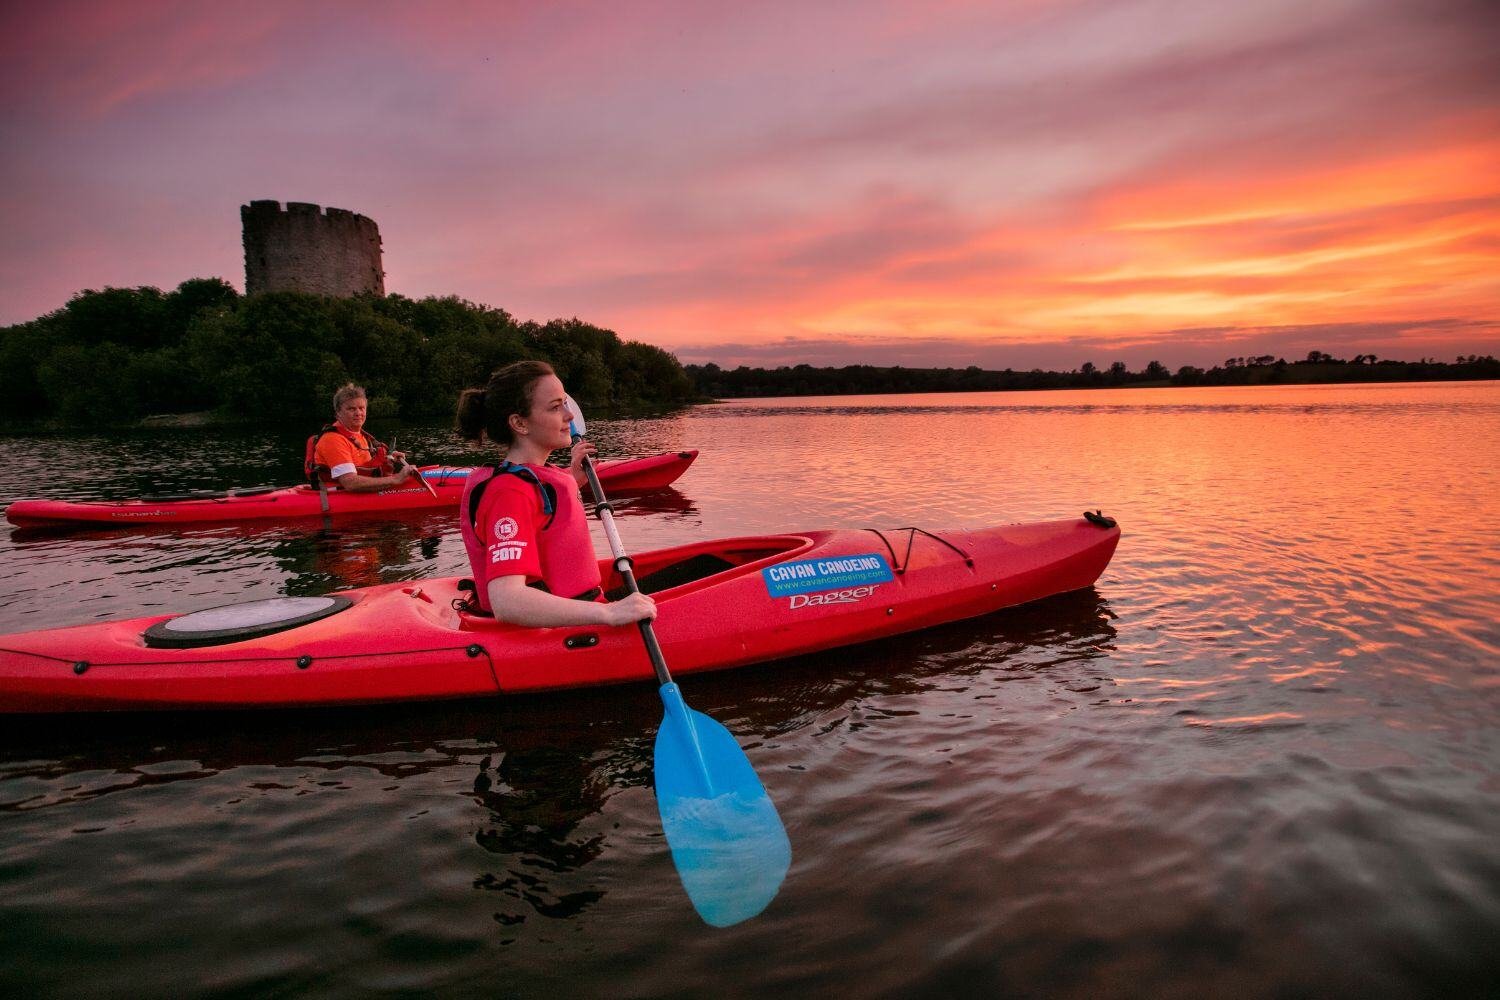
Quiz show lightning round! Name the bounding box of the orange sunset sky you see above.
[2,0,1497,370]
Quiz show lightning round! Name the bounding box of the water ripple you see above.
[3,383,1499,997]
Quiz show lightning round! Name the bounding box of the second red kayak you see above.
[4,450,697,528]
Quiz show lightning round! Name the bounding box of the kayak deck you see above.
[0,517,1120,712]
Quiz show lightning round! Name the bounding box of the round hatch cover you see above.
[143,595,353,649]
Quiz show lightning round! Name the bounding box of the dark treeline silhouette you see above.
[0,279,696,428]
[688,352,1500,398]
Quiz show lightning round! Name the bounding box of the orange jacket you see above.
[305,423,391,486]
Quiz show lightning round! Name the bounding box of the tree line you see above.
[687,352,1500,398]
[0,280,697,428]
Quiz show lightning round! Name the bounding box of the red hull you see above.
[4,451,697,528]
[0,517,1119,712]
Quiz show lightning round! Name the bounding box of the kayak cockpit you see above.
[601,534,813,599]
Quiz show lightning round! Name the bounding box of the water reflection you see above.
[2,384,1498,997]
[587,486,696,521]
[471,745,612,930]
[8,511,452,595]
[701,588,1121,733]
[274,515,449,594]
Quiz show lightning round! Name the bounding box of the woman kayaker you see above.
[455,361,657,628]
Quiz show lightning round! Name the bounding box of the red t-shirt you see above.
[462,464,601,611]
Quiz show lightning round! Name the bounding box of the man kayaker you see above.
[454,360,656,628]
[309,383,417,492]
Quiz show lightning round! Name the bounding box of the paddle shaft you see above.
[575,445,673,687]
[389,436,439,499]
[569,422,790,927]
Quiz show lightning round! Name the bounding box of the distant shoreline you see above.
[685,355,1499,399]
[692,377,1500,405]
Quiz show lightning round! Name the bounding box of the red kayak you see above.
[4,450,697,528]
[0,515,1119,712]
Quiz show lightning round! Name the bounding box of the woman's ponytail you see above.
[454,360,556,447]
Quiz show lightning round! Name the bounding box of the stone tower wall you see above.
[241,200,385,297]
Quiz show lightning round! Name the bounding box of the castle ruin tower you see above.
[241,200,385,297]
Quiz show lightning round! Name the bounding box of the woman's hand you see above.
[569,438,597,485]
[602,591,656,627]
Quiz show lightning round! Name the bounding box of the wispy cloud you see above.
[0,1,291,117]
[1,1,1496,368]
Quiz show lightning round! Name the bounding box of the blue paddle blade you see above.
[654,682,791,927]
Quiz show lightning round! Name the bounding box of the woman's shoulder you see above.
[471,464,559,510]
[475,468,537,496]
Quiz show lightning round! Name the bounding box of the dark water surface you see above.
[2,383,1497,997]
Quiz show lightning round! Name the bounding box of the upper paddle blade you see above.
[565,394,587,437]
[654,682,791,927]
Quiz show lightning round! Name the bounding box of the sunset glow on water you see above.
[1,383,1497,996]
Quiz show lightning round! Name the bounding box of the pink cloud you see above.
[0,1,293,118]
[2,0,1498,375]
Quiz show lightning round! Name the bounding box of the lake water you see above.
[2,382,1497,997]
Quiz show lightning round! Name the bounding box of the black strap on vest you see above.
[466,462,559,535]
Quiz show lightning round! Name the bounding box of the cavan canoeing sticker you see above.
[761,553,893,598]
